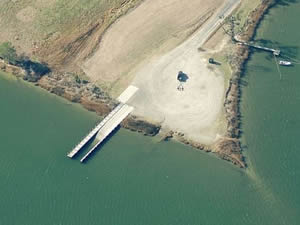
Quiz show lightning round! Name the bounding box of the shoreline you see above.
[0,0,275,168]
[219,0,276,167]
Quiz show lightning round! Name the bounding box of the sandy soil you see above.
[129,52,226,144]
[83,0,223,90]
[127,0,241,144]
[83,0,241,144]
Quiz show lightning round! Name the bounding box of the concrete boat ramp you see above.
[67,86,138,162]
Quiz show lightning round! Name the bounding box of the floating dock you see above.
[67,104,124,158]
[80,104,133,162]
[67,85,138,162]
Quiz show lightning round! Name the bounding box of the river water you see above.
[1,2,300,225]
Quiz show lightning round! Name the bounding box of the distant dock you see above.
[234,37,280,56]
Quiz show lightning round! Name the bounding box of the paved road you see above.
[188,0,241,47]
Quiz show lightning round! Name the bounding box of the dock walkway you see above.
[235,38,280,56]
[80,104,133,162]
[67,104,124,158]
[67,85,138,162]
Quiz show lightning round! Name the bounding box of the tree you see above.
[221,16,243,42]
[0,42,18,64]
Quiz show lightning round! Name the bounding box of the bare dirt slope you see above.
[83,0,224,94]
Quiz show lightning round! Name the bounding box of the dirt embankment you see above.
[0,63,161,136]
[0,60,25,77]
[38,73,161,136]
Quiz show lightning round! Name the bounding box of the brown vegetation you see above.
[0,59,25,77]
[122,115,161,136]
[214,137,245,168]
[220,0,275,167]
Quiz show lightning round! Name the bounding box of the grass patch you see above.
[36,0,125,34]
[234,0,262,31]
[0,0,141,45]
[211,0,262,81]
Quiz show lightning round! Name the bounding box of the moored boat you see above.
[279,60,292,66]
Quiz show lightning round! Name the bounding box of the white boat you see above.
[279,60,292,66]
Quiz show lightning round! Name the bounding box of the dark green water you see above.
[1,2,300,224]
[240,1,300,224]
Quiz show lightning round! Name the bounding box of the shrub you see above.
[0,42,18,64]
[0,42,51,82]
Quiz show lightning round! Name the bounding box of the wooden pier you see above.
[235,37,280,56]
